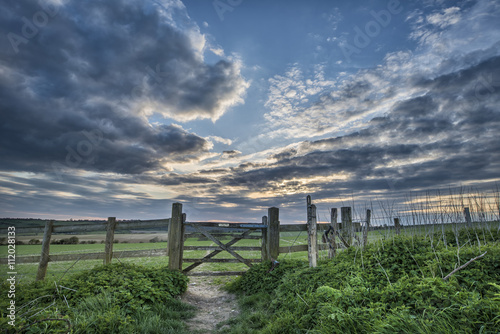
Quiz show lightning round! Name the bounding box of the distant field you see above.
[2,221,498,282]
[0,232,315,282]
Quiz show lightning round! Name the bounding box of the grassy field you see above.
[0,229,330,282]
[2,221,498,282]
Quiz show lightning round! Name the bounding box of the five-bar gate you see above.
[167,203,280,276]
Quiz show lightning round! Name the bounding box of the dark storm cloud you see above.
[221,150,242,159]
[146,1,499,223]
[0,0,247,175]
[158,173,216,186]
[175,53,500,214]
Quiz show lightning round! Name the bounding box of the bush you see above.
[28,238,41,245]
[50,236,79,245]
[62,263,189,314]
[225,233,500,333]
[149,236,161,243]
[0,263,193,333]
[69,236,79,244]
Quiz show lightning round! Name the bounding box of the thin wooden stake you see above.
[307,196,318,267]
[363,209,371,247]
[104,217,117,265]
[341,207,352,247]
[464,207,472,227]
[329,208,338,258]
[394,218,401,235]
[36,220,54,281]
[261,216,269,261]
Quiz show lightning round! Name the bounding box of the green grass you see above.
[3,222,498,282]
[0,263,194,334]
[222,228,500,333]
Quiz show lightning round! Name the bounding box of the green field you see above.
[2,221,499,282]
[0,234,302,282]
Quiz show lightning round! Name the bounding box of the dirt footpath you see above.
[181,277,239,333]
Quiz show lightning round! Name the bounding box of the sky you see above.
[0,0,499,224]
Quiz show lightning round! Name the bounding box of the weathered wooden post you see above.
[329,208,337,258]
[181,213,186,264]
[36,220,54,281]
[261,216,269,261]
[464,207,472,227]
[267,207,280,261]
[394,217,401,235]
[168,203,184,271]
[307,196,318,267]
[363,209,371,247]
[104,217,117,265]
[341,207,352,246]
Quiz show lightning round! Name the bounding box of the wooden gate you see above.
[167,203,279,276]
[183,222,266,276]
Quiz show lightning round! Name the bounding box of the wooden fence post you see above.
[363,209,371,247]
[329,208,338,258]
[464,207,472,227]
[341,207,352,246]
[306,196,318,267]
[36,220,54,281]
[267,207,280,260]
[261,216,269,261]
[168,203,184,271]
[394,217,401,235]
[181,213,186,264]
[104,217,117,265]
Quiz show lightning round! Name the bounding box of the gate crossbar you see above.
[182,224,256,273]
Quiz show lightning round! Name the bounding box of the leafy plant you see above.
[0,263,193,333]
[223,233,500,333]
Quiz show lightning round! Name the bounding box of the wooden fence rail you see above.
[0,217,171,280]
[0,198,483,279]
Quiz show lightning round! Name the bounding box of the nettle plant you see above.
[0,263,191,334]
[62,263,189,314]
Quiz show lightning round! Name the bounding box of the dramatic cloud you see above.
[263,0,500,142]
[0,0,248,177]
[0,0,498,222]
[155,0,500,221]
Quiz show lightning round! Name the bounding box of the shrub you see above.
[68,236,79,244]
[149,236,161,243]
[0,263,192,333]
[62,263,189,314]
[50,236,79,245]
[225,234,500,333]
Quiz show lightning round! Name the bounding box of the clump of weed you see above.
[0,263,194,333]
[223,234,500,333]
